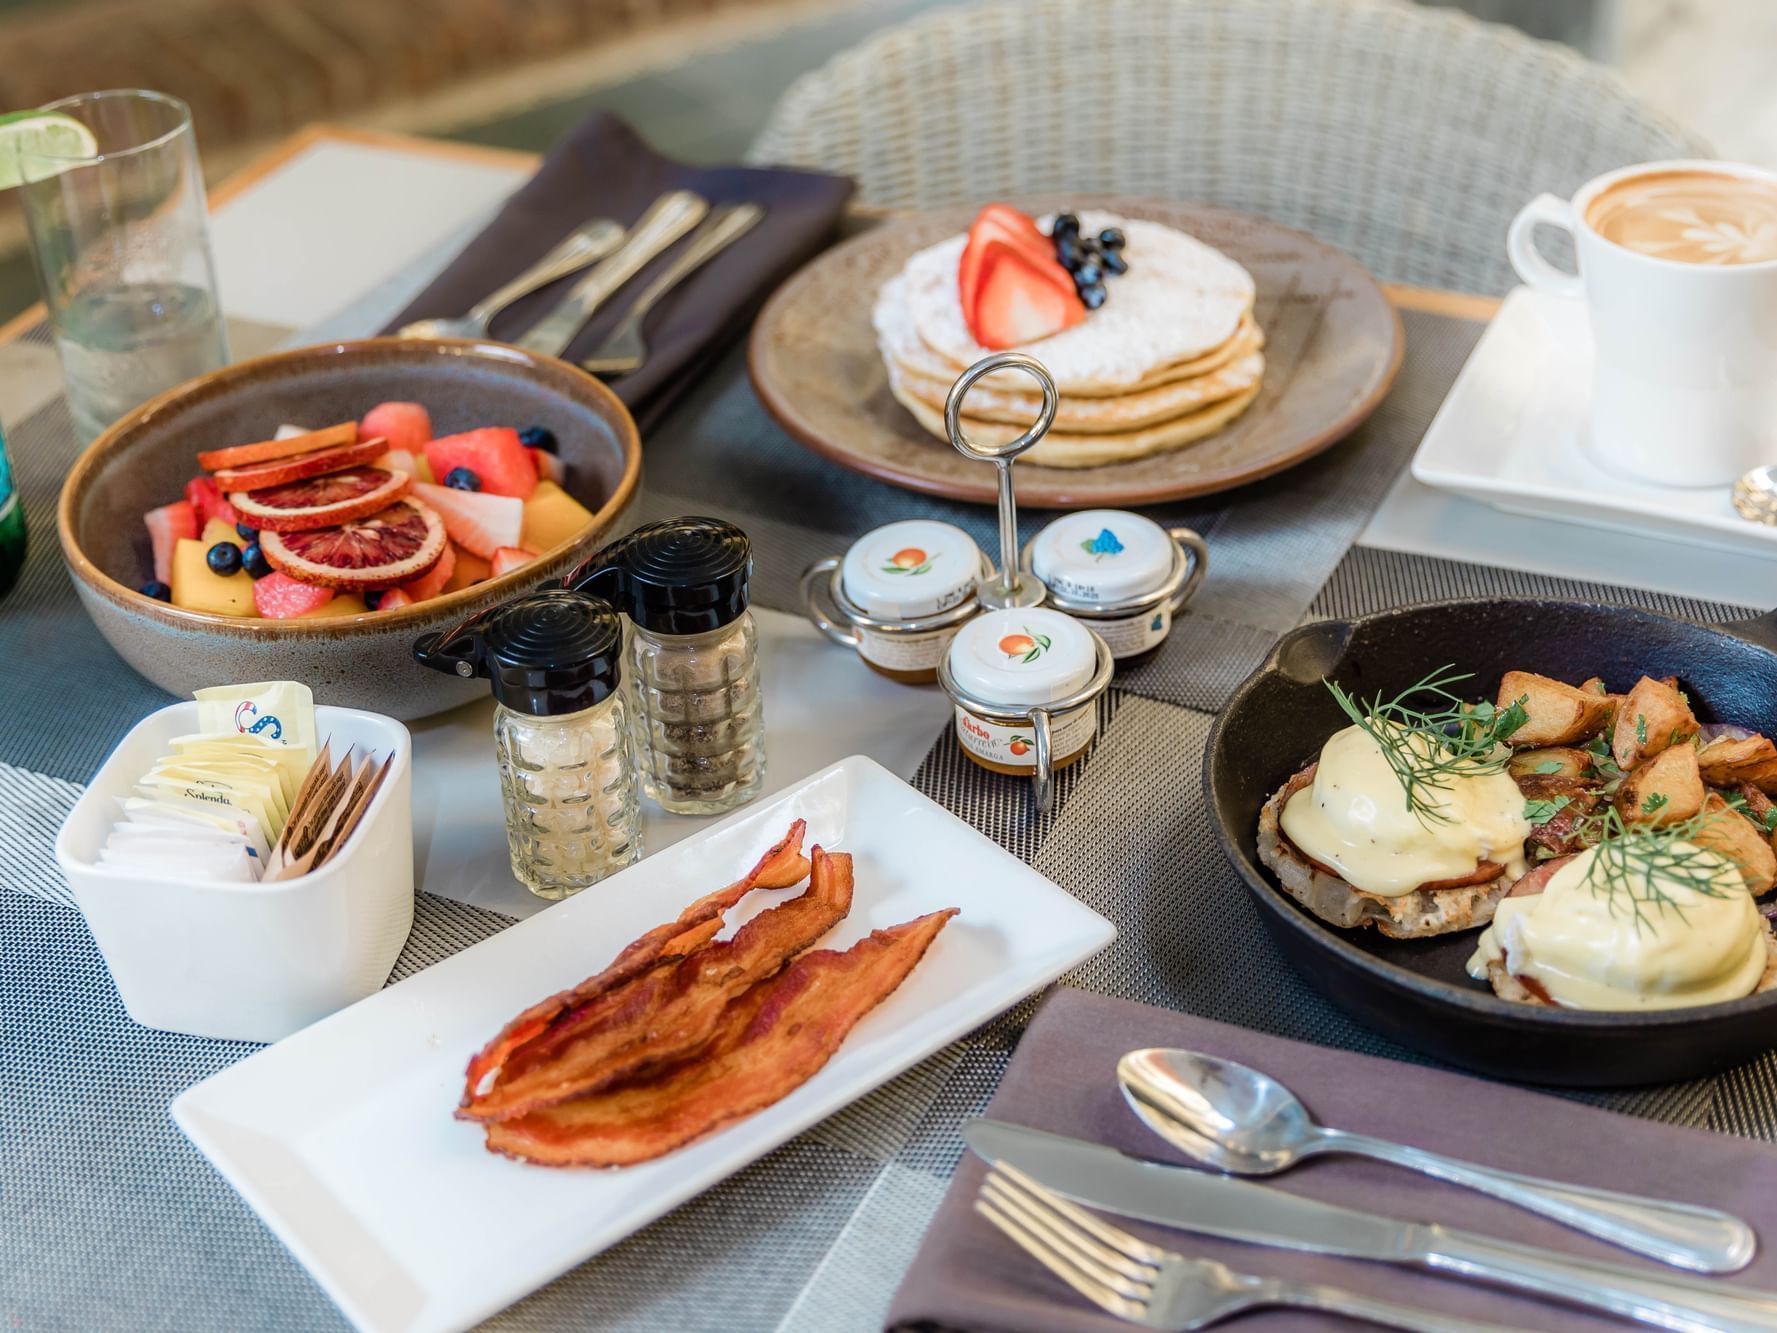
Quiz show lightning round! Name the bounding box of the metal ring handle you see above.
[943,353,1060,463]
[1167,527,1209,614]
[1030,710,1056,814]
[798,556,859,649]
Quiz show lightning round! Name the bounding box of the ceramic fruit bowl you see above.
[58,338,641,721]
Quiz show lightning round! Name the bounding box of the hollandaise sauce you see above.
[1279,722,1530,898]
[1468,843,1766,1010]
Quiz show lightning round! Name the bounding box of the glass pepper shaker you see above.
[414,588,641,900]
[571,517,765,815]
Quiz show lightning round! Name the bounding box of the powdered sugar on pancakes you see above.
[894,212,1254,392]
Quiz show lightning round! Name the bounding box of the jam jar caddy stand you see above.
[935,353,1113,813]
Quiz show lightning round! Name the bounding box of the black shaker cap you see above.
[569,516,751,636]
[413,588,622,716]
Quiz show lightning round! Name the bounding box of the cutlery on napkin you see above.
[383,112,854,424]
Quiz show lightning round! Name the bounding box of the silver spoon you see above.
[1117,1047,1755,1275]
[1733,465,1777,526]
[396,218,624,341]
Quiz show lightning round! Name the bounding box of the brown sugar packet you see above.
[312,751,393,870]
[289,751,357,861]
[263,754,361,883]
[267,741,332,874]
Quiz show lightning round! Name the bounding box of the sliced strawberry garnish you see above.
[959,204,1054,313]
[968,243,1086,350]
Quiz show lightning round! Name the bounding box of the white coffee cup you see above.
[1508,158,1777,488]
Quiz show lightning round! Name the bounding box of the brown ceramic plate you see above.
[58,338,640,721]
[748,198,1403,508]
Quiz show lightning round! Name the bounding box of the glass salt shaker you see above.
[572,517,765,815]
[413,588,641,899]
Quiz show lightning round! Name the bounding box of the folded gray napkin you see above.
[887,987,1777,1331]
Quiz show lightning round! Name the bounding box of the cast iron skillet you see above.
[1206,597,1777,1088]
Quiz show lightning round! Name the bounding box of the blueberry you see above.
[206,542,243,577]
[1097,227,1125,251]
[1054,236,1085,270]
[235,521,258,541]
[1074,261,1103,288]
[1079,281,1108,311]
[1102,250,1129,276]
[140,579,171,601]
[517,425,558,454]
[364,590,384,610]
[241,541,272,579]
[445,466,482,492]
[1052,212,1081,239]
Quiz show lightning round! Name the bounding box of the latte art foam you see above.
[1585,169,1777,265]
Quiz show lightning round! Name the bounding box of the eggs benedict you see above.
[1259,718,1532,937]
[1468,836,1777,1010]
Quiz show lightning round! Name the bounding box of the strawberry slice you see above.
[959,204,1054,313]
[489,546,537,578]
[968,243,1086,350]
[144,500,198,585]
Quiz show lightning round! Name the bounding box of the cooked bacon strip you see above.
[459,820,809,1109]
[484,907,958,1167]
[465,847,856,1122]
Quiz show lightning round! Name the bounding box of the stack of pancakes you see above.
[872,212,1265,468]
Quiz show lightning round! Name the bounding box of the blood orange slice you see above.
[259,499,447,590]
[212,437,388,491]
[231,467,411,533]
[196,421,357,472]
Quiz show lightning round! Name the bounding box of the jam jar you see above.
[1022,509,1206,662]
[799,519,990,684]
[939,605,1113,812]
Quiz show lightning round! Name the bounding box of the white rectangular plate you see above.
[1411,286,1777,560]
[173,756,1114,1333]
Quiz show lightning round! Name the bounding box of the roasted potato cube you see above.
[1508,747,1593,780]
[1610,675,1700,770]
[1497,672,1614,747]
[1579,677,1609,695]
[1697,735,1777,793]
[1615,744,1705,826]
[1738,783,1776,831]
[1693,793,1777,897]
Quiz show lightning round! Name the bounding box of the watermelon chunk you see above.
[361,402,432,456]
[185,475,239,528]
[410,481,524,559]
[144,500,198,585]
[253,570,336,619]
[425,428,537,500]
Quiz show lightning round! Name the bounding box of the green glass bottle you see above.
[0,421,25,600]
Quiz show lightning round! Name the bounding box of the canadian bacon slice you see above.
[467,847,855,1122]
[484,905,958,1167]
[460,820,810,1109]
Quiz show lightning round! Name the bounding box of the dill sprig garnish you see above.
[1324,666,1528,825]
[1570,805,1741,936]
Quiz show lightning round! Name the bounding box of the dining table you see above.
[4,123,1775,1333]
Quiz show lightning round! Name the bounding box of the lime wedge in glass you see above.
[0,110,99,187]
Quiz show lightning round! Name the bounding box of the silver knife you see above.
[965,1120,1777,1333]
[514,189,709,358]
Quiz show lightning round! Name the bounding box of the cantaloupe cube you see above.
[170,538,255,616]
[200,517,244,548]
[299,594,369,619]
[520,480,595,554]
[443,547,490,592]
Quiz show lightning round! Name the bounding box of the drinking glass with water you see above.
[9,90,229,444]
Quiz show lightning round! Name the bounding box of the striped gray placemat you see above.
[9,297,1777,1333]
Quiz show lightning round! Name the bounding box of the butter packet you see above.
[194,681,317,765]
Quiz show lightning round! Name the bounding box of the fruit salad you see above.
[139,403,598,620]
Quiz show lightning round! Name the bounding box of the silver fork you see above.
[976,1164,1516,1333]
[579,202,765,376]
